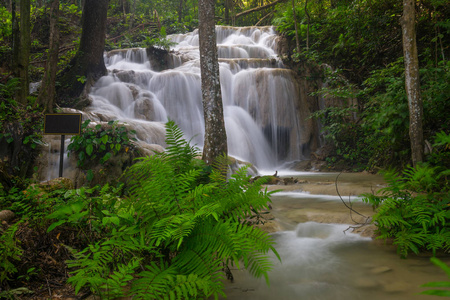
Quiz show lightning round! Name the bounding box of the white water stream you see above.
[220,173,450,300]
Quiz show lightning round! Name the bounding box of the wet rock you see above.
[134,97,156,121]
[371,266,392,274]
[352,224,377,238]
[0,210,15,222]
[283,177,298,185]
[38,177,74,192]
[353,278,380,289]
[293,160,312,171]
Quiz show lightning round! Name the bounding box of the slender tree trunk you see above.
[198,0,228,165]
[37,0,59,113]
[401,0,424,166]
[291,0,299,52]
[305,0,310,50]
[11,0,19,73]
[57,0,108,103]
[129,0,136,30]
[224,0,230,24]
[122,0,127,20]
[17,0,30,105]
[178,0,184,23]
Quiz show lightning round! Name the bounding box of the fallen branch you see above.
[235,0,288,19]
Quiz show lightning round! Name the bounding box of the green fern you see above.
[364,164,450,258]
[59,121,279,299]
[421,257,450,297]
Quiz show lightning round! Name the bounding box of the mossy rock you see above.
[37,177,74,192]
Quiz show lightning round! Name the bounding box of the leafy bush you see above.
[363,162,450,258]
[48,121,279,299]
[0,79,43,185]
[67,120,137,182]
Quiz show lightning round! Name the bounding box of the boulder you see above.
[0,210,15,222]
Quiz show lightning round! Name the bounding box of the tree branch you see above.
[235,0,288,19]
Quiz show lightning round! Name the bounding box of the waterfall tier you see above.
[86,26,316,170]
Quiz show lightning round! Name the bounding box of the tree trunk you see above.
[401,0,423,166]
[37,0,59,113]
[17,0,30,105]
[178,0,184,23]
[57,0,108,104]
[224,0,231,24]
[291,0,299,52]
[11,0,19,74]
[305,0,310,50]
[129,0,136,30]
[122,0,127,20]
[198,0,228,165]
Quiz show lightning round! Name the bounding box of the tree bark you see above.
[291,0,299,52]
[401,0,424,166]
[17,0,30,105]
[178,0,184,23]
[37,0,59,113]
[198,0,228,165]
[224,0,232,24]
[57,0,108,104]
[11,0,19,74]
[305,0,310,50]
[129,0,136,30]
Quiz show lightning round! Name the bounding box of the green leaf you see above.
[47,220,67,232]
[86,169,94,182]
[115,143,121,152]
[86,144,94,156]
[420,290,450,297]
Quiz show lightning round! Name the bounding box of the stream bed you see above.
[220,171,449,300]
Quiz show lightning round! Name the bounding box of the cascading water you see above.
[86,26,315,170]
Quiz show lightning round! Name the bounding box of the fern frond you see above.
[130,261,178,300]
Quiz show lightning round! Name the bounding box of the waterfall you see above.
[86,26,315,171]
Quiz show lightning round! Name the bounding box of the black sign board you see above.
[44,113,82,178]
[44,113,82,135]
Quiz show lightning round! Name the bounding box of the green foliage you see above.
[421,257,450,297]
[141,27,176,51]
[0,287,34,300]
[310,57,449,169]
[48,121,279,299]
[0,7,12,43]
[0,79,43,181]
[0,222,23,284]
[67,120,137,169]
[363,164,450,258]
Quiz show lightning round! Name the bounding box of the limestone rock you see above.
[38,177,74,192]
[0,210,15,222]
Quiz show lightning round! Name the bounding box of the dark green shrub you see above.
[363,161,450,258]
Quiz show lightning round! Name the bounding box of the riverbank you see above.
[256,171,385,237]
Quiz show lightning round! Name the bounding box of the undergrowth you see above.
[44,120,279,299]
[363,135,450,258]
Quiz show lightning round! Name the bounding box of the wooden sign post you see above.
[44,113,82,178]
